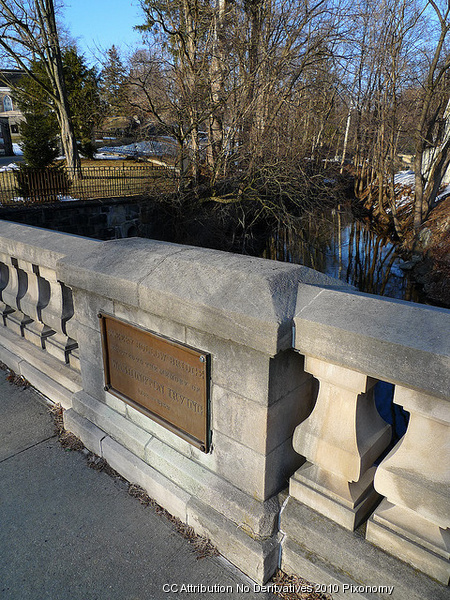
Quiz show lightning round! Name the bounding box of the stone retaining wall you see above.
[0,197,146,240]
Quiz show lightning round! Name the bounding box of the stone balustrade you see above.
[0,220,448,599]
[283,286,450,594]
[0,225,99,371]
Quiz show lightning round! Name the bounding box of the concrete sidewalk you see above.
[0,371,277,600]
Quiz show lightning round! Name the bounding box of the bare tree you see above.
[0,0,81,174]
[412,0,450,231]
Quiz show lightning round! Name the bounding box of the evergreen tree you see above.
[100,45,128,117]
[62,47,103,158]
[14,63,59,168]
[19,103,59,168]
[14,48,103,161]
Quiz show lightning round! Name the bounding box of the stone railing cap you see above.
[0,220,100,270]
[57,237,350,354]
[294,285,450,400]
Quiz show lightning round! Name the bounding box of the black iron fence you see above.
[0,164,178,205]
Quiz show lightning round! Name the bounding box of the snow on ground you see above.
[12,143,23,155]
[393,169,450,204]
[93,153,125,160]
[98,139,178,158]
[436,184,450,202]
[394,170,415,186]
[0,162,19,172]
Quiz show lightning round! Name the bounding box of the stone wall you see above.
[0,197,150,240]
[0,220,448,599]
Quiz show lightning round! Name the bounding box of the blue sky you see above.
[63,0,145,64]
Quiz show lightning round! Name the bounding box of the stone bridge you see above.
[0,220,448,600]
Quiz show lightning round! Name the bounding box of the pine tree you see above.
[100,45,128,117]
[14,63,59,168]
[14,48,103,162]
[63,47,103,159]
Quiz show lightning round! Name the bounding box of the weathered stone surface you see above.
[113,302,187,343]
[72,391,152,461]
[57,236,347,355]
[294,284,450,399]
[58,238,184,308]
[289,464,380,530]
[0,220,100,270]
[281,539,373,600]
[72,289,114,331]
[0,325,81,408]
[186,328,272,403]
[20,363,75,409]
[187,497,281,585]
[367,500,450,585]
[373,386,449,526]
[212,379,314,455]
[0,343,22,374]
[280,497,450,600]
[212,430,303,501]
[102,435,190,522]
[64,408,105,456]
[367,386,450,583]
[143,434,280,537]
[290,357,391,530]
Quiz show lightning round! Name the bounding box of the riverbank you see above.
[410,197,450,308]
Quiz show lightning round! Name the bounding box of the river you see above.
[263,204,425,304]
[262,204,418,442]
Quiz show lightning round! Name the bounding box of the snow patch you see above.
[0,162,19,172]
[394,170,414,186]
[98,139,178,158]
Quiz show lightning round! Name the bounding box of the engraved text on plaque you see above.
[99,313,210,451]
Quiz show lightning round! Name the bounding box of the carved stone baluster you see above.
[0,252,14,324]
[290,356,391,530]
[1,257,32,336]
[39,266,78,366]
[18,260,54,348]
[367,386,450,584]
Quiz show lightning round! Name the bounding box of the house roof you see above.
[0,69,26,89]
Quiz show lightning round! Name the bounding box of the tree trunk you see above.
[45,0,81,176]
[208,0,227,181]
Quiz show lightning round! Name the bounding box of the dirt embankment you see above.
[413,197,450,308]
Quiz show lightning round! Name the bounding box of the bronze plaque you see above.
[99,313,210,452]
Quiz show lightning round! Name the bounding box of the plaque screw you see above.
[199,356,205,363]
[98,313,103,319]
[104,385,109,391]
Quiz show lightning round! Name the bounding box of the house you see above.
[0,69,25,155]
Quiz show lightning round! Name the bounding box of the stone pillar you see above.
[367,386,450,584]
[290,356,391,530]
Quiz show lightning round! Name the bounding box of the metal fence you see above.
[0,164,178,205]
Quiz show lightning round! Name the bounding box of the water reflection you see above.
[264,206,423,302]
[264,207,415,442]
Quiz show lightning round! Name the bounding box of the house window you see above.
[3,96,13,111]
